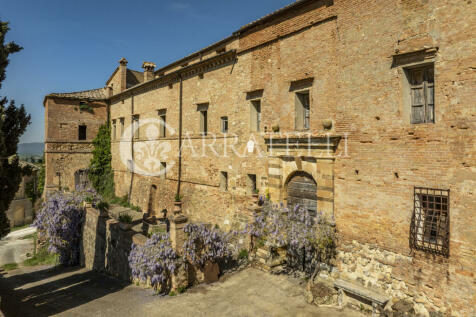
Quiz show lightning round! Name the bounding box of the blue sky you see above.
[1,0,292,143]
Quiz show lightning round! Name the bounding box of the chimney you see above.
[119,57,128,92]
[142,62,156,82]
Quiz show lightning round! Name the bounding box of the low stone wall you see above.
[337,240,452,316]
[80,206,146,281]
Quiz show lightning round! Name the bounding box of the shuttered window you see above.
[409,66,434,124]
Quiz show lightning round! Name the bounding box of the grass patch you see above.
[24,247,58,266]
[2,263,18,271]
[20,233,36,240]
[24,235,58,267]
[108,195,141,212]
[11,224,30,232]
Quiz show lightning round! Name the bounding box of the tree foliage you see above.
[0,19,31,238]
[88,123,114,198]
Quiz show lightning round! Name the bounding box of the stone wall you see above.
[80,206,146,281]
[44,97,107,192]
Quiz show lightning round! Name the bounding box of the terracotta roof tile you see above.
[46,87,108,100]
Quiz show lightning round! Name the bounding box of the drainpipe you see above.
[128,94,135,203]
[176,74,183,198]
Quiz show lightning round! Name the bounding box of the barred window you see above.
[410,187,449,257]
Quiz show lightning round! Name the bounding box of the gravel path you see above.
[0,265,364,317]
[0,227,36,266]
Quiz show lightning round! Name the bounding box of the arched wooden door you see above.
[286,172,317,214]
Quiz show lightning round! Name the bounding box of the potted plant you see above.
[97,201,109,217]
[83,196,93,208]
[173,193,183,215]
[118,213,133,231]
[271,124,280,133]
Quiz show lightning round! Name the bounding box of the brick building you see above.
[44,0,475,315]
[43,89,108,192]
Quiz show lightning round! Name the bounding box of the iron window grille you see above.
[410,187,449,257]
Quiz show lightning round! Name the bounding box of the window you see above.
[112,119,116,140]
[221,116,228,133]
[158,109,166,138]
[78,125,87,140]
[247,174,257,195]
[220,171,228,191]
[410,187,449,257]
[408,65,434,124]
[197,103,208,135]
[132,115,139,139]
[295,91,310,130]
[250,100,261,132]
[160,162,166,179]
[120,118,125,138]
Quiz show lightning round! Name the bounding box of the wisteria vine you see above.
[182,223,232,268]
[247,199,336,274]
[32,190,86,265]
[128,233,179,293]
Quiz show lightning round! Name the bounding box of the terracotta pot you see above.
[203,261,219,284]
[173,201,183,215]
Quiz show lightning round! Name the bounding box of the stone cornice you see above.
[110,50,237,103]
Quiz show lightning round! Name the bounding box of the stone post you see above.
[170,207,188,291]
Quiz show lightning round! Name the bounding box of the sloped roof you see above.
[45,87,108,101]
[126,69,144,88]
[235,0,311,34]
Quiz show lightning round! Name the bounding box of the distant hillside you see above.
[17,142,44,156]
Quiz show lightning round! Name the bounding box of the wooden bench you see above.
[334,279,389,316]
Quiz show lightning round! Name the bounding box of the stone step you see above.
[256,248,271,258]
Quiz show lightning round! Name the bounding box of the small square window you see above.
[410,187,449,257]
[220,171,228,191]
[78,125,87,140]
[221,116,228,133]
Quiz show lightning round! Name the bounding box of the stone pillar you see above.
[170,212,188,291]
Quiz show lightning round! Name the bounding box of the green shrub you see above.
[168,291,176,296]
[118,213,133,224]
[97,201,109,212]
[177,286,187,294]
[238,249,249,260]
